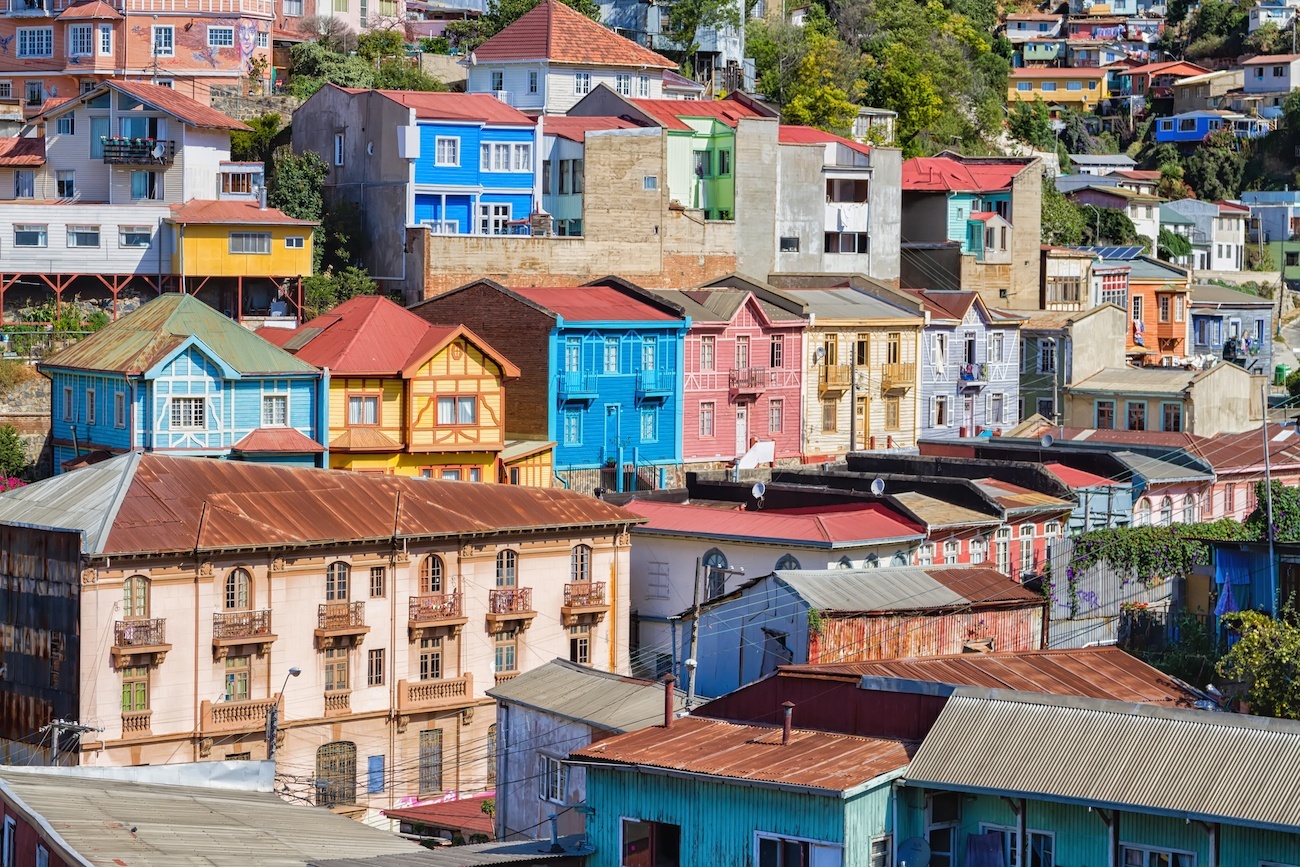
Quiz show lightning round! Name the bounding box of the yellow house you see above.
[168,198,315,321]
[1008,69,1110,109]
[262,294,556,484]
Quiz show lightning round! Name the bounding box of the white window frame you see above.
[638,74,651,97]
[13,224,46,247]
[85,387,96,425]
[207,25,235,47]
[119,225,152,248]
[262,393,288,427]
[62,386,73,422]
[152,25,174,57]
[574,71,591,94]
[434,135,459,167]
[285,236,305,249]
[229,232,272,254]
[170,397,206,430]
[615,72,632,95]
[17,27,52,58]
[68,23,93,56]
[979,823,1055,867]
[541,754,567,803]
[1120,844,1195,867]
[512,142,532,172]
[98,22,113,54]
[114,391,126,428]
[66,224,100,248]
[753,830,843,867]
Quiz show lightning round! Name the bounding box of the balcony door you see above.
[121,116,165,141]
[735,404,748,456]
[604,405,621,459]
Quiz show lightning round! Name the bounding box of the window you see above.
[779,236,800,252]
[152,25,174,56]
[493,630,517,673]
[542,754,567,802]
[700,335,716,371]
[638,75,651,97]
[257,30,269,47]
[121,665,149,712]
[642,336,657,370]
[623,820,681,867]
[1020,524,1035,573]
[490,69,503,91]
[980,825,1054,867]
[1067,80,1082,91]
[13,170,32,199]
[886,332,901,365]
[435,136,458,166]
[417,555,445,595]
[334,133,344,166]
[0,83,9,100]
[1159,296,1170,322]
[574,71,591,94]
[130,171,162,201]
[348,395,378,426]
[640,407,657,442]
[18,27,52,57]
[571,544,592,584]
[769,398,783,434]
[24,81,42,107]
[366,565,385,598]
[563,409,582,445]
[208,25,234,46]
[1136,497,1152,526]
[822,399,838,432]
[990,392,1005,425]
[1017,81,1032,92]
[367,648,385,686]
[1163,402,1182,432]
[643,175,658,191]
[1121,845,1194,867]
[647,561,670,599]
[315,741,356,807]
[418,636,442,680]
[436,395,477,426]
[693,150,710,178]
[99,22,112,54]
[1096,400,1115,429]
[989,331,1005,364]
[854,333,869,366]
[994,528,1011,574]
[970,538,987,565]
[220,567,252,612]
[56,169,74,198]
[934,395,950,427]
[56,113,75,137]
[718,149,732,176]
[1175,295,1185,322]
[1159,495,1174,526]
[700,401,715,437]
[1132,295,1143,322]
[770,334,784,368]
[703,548,728,599]
[943,539,960,565]
[229,232,271,254]
[528,70,538,93]
[366,755,384,794]
[735,335,751,370]
[62,386,72,422]
[67,225,99,248]
[36,845,47,867]
[326,561,349,601]
[114,392,125,428]
[324,646,349,692]
[573,158,583,192]
[120,225,152,247]
[1126,401,1146,431]
[170,397,205,430]
[512,142,533,171]
[1182,494,1195,523]
[121,578,149,622]
[569,623,591,664]
[885,395,901,430]
[254,393,288,427]
[615,73,632,95]
[496,550,517,587]
[224,655,250,701]
[1040,81,1057,91]
[604,337,620,373]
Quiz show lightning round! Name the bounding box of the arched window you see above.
[571,545,592,584]
[1136,498,1151,526]
[421,555,444,595]
[1182,494,1196,524]
[703,548,728,598]
[496,550,518,587]
[775,554,801,571]
[123,575,149,618]
[225,568,251,611]
[326,562,349,601]
[315,741,357,807]
[1160,496,1174,526]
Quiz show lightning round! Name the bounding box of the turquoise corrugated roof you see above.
[40,294,319,376]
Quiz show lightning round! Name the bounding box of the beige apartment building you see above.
[0,453,637,815]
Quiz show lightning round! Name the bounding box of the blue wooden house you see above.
[409,277,688,493]
[40,294,325,473]
[910,290,1023,438]
[1155,110,1273,144]
[1190,283,1274,374]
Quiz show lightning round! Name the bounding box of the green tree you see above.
[1217,610,1300,718]
[268,147,327,224]
[1247,20,1289,54]
[668,0,741,57]
[1007,98,1053,149]
[1246,480,1300,541]
[1041,182,1088,245]
[1157,161,1195,200]
[230,113,282,164]
[0,425,28,480]
[1183,131,1246,201]
[1157,227,1193,261]
[302,266,379,318]
[1058,108,1098,155]
[356,27,405,60]
[781,29,858,134]
[374,59,446,91]
[1081,205,1140,245]
[287,40,374,98]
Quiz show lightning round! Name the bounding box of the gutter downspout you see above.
[319,367,330,468]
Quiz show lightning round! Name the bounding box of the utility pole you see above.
[1263,380,1279,616]
[40,719,102,765]
[686,557,703,708]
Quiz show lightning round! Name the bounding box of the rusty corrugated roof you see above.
[889,491,1001,530]
[972,478,1074,515]
[0,453,640,556]
[570,715,915,792]
[231,428,325,454]
[781,646,1199,707]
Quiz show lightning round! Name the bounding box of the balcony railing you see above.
[557,370,598,401]
[635,368,674,399]
[562,581,609,626]
[881,362,916,392]
[495,671,521,685]
[315,601,369,647]
[201,695,280,734]
[121,709,152,738]
[324,689,351,717]
[959,362,986,386]
[115,617,166,648]
[818,363,852,391]
[101,138,175,165]
[408,592,464,623]
[487,587,537,629]
[213,608,273,640]
[728,366,772,393]
[397,674,474,713]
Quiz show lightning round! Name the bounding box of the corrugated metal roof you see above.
[542,115,639,142]
[1113,450,1214,484]
[56,0,122,18]
[1044,462,1119,489]
[0,136,45,166]
[781,646,1199,707]
[628,96,764,130]
[1070,366,1200,394]
[778,124,872,157]
[971,478,1073,514]
[169,199,315,226]
[90,80,250,130]
[902,156,1031,192]
[772,566,1041,613]
[571,715,915,792]
[0,768,420,866]
[487,658,686,732]
[384,794,496,835]
[1191,283,1273,306]
[781,287,918,322]
[0,453,640,556]
[625,500,925,547]
[313,836,592,867]
[512,285,681,322]
[906,687,1300,832]
[889,491,1001,530]
[40,294,319,376]
[230,427,326,454]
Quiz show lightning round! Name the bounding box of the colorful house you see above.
[1007,68,1110,109]
[259,294,551,483]
[409,277,688,493]
[1190,282,1274,374]
[39,293,324,473]
[1154,109,1273,144]
[652,277,807,469]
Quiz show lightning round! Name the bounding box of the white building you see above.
[1243,53,1300,93]
[1165,198,1248,272]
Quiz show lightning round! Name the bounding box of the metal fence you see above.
[1046,537,1175,648]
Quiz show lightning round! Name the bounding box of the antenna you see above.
[751,481,766,499]
[1039,434,1054,448]
[870,478,885,496]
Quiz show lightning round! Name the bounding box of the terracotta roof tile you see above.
[56,0,121,18]
[473,0,676,68]
[169,200,315,225]
[0,137,44,166]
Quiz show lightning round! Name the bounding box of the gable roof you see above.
[168,199,316,226]
[40,294,318,377]
[343,86,536,125]
[765,566,1042,613]
[779,286,920,322]
[902,154,1033,193]
[512,284,682,322]
[261,295,519,378]
[778,124,871,156]
[487,658,687,731]
[651,287,804,326]
[41,80,250,131]
[623,499,925,548]
[626,96,766,131]
[1242,52,1300,64]
[542,115,639,142]
[471,0,676,69]
[1121,60,1210,77]
[906,688,1300,833]
[56,0,122,17]
[0,136,44,166]
[0,452,639,556]
[1190,283,1273,307]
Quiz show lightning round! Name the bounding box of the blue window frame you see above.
[563,409,582,445]
[640,407,657,442]
[367,755,384,793]
[603,337,620,373]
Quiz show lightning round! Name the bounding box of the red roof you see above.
[902,156,1028,192]
[383,795,495,835]
[230,427,325,454]
[624,499,926,546]
[512,285,680,322]
[103,81,250,131]
[1112,169,1161,181]
[56,0,120,17]
[1009,67,1107,78]
[1214,199,1251,213]
[342,87,535,125]
[472,0,675,68]
[628,96,764,131]
[778,124,871,157]
[1044,461,1119,489]
[0,137,44,167]
[1193,423,1300,471]
[1243,53,1300,64]
[543,115,639,142]
[1122,60,1210,77]
[168,200,315,226]
[265,295,519,378]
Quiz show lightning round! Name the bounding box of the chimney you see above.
[781,701,794,745]
[662,674,676,728]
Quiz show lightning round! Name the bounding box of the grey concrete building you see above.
[1018,303,1128,423]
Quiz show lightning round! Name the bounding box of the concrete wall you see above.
[1008,163,1044,309]
[733,117,782,281]
[868,147,903,281]
[901,192,951,244]
[1069,304,1128,384]
[1190,363,1263,436]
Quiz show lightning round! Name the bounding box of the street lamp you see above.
[266,666,301,761]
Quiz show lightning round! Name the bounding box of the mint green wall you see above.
[666,132,696,209]
[660,120,736,217]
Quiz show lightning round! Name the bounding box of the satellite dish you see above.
[150,142,165,160]
[469,50,478,65]
[1039,434,1054,448]
[897,837,931,867]
[870,478,885,496]
[751,481,766,499]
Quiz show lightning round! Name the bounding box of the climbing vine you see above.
[1245,481,1300,542]
[1066,526,1215,588]
[807,608,825,635]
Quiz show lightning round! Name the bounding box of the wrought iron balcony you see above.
[881,362,916,392]
[314,601,370,648]
[728,366,772,394]
[112,618,171,665]
[487,587,536,629]
[212,609,276,658]
[818,363,852,392]
[408,592,468,638]
[562,581,610,625]
[101,137,175,165]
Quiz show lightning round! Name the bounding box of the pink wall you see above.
[681,295,806,464]
[916,518,1064,578]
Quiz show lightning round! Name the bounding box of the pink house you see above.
[654,279,808,467]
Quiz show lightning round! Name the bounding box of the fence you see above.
[1046,537,1175,648]
[1,330,94,360]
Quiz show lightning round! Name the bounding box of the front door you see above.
[855,396,868,449]
[963,395,974,432]
[735,404,748,456]
[604,405,621,461]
